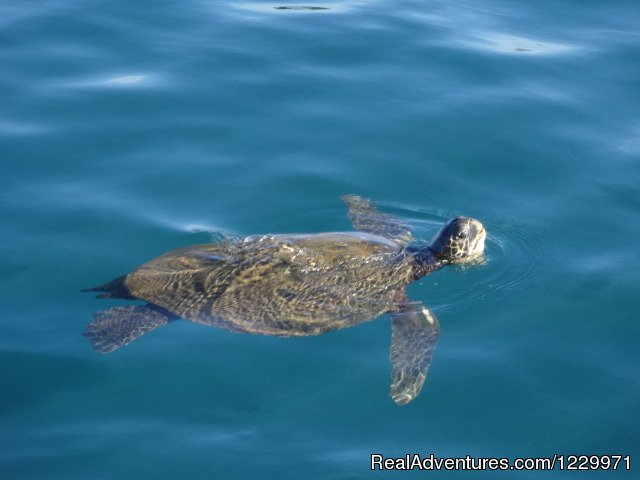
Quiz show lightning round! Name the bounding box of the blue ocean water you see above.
[1,0,639,479]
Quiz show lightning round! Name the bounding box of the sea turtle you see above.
[83,195,486,404]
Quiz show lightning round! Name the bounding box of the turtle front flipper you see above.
[341,195,414,246]
[389,301,441,405]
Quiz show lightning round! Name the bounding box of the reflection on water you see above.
[459,33,579,55]
[231,2,344,14]
[105,75,147,85]
[60,73,162,89]
[619,128,640,154]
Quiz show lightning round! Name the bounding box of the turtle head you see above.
[429,217,486,263]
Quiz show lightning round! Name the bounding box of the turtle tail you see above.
[82,275,134,299]
[83,305,175,354]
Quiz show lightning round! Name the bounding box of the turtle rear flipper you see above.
[341,195,414,246]
[389,301,441,405]
[83,305,175,354]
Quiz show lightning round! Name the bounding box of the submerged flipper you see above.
[341,195,414,246]
[83,305,175,354]
[389,301,441,405]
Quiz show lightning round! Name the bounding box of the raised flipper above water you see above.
[83,305,176,354]
[389,301,441,405]
[341,195,414,246]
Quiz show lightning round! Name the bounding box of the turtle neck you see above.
[407,245,446,281]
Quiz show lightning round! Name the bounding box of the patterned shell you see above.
[124,232,415,336]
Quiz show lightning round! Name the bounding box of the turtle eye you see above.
[456,229,469,239]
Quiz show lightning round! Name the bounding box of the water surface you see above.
[1,0,639,479]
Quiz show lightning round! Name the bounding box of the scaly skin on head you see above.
[410,216,486,280]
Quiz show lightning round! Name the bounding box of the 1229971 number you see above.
[557,455,631,471]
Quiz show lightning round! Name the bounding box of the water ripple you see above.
[384,203,558,314]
